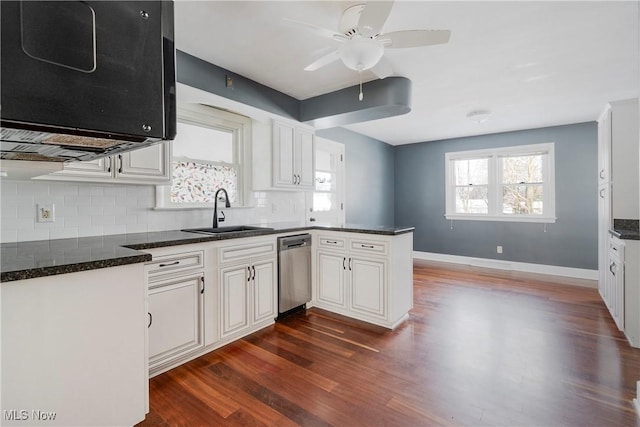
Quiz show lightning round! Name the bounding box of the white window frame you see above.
[445,143,556,223]
[155,103,252,209]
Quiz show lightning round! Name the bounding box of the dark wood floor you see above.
[138,262,640,426]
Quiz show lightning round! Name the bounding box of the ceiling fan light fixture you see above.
[339,37,384,71]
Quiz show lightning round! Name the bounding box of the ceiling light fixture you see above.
[339,36,384,71]
[466,110,492,124]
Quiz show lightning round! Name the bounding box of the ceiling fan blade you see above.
[370,56,393,79]
[304,50,341,71]
[383,30,451,48]
[283,17,345,41]
[358,1,394,37]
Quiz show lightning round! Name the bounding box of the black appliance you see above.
[0,1,176,162]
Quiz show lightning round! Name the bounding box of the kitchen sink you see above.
[181,225,274,235]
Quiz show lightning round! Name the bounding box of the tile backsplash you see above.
[0,180,306,243]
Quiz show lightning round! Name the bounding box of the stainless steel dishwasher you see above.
[278,234,312,317]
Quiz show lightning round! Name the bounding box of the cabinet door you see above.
[296,128,315,188]
[598,107,611,184]
[598,184,610,297]
[317,251,346,308]
[350,257,386,318]
[41,156,113,181]
[220,264,249,337]
[273,121,296,187]
[148,274,203,365]
[252,258,276,324]
[117,141,170,183]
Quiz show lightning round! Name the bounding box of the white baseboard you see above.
[413,251,598,282]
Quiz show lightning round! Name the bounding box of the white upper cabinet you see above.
[36,141,171,184]
[253,119,315,190]
[609,99,639,219]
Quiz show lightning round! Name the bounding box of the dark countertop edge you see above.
[122,226,415,250]
[610,229,640,240]
[1,225,415,282]
[0,254,152,283]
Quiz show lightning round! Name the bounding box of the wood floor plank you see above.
[139,262,640,426]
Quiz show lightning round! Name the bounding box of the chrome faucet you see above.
[213,188,230,229]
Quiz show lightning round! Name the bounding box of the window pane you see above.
[454,158,488,185]
[502,155,543,184]
[455,186,488,213]
[171,161,237,204]
[502,185,543,214]
[315,171,334,192]
[313,192,335,212]
[173,122,234,163]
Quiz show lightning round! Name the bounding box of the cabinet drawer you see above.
[349,238,388,256]
[318,235,346,250]
[219,240,276,264]
[147,250,204,278]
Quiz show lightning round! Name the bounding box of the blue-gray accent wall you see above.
[394,122,598,269]
[317,127,395,227]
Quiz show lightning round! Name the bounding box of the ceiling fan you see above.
[288,1,451,97]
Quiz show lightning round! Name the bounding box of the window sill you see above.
[445,214,556,224]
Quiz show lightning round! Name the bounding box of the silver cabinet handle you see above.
[610,262,616,276]
[148,312,152,328]
[600,169,605,179]
[343,257,346,270]
[107,156,112,173]
[200,276,205,294]
[118,154,123,174]
[599,188,605,198]
[247,266,251,282]
[361,244,375,249]
[349,258,352,271]
[327,240,338,244]
[252,265,256,281]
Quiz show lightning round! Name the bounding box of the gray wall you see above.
[317,128,395,227]
[394,122,598,269]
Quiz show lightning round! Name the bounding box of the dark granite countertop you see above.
[1,224,414,282]
[611,219,640,240]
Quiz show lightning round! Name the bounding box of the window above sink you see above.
[155,103,252,209]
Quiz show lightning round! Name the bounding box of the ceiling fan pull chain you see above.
[358,70,363,101]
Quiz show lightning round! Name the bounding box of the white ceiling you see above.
[174,1,639,145]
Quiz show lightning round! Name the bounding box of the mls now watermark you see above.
[4,409,57,421]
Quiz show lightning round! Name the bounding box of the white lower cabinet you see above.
[143,246,212,376]
[315,231,413,329]
[317,251,347,307]
[350,257,386,318]
[219,237,277,339]
[148,273,204,367]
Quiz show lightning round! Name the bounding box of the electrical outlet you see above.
[37,204,55,223]
[497,245,503,254]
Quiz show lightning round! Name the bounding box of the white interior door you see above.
[306,138,345,226]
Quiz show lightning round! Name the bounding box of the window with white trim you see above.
[155,103,251,208]
[445,143,555,222]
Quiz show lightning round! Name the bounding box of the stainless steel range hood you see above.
[0,1,177,164]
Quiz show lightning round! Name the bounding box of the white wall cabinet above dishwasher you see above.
[253,119,315,190]
[35,141,170,184]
